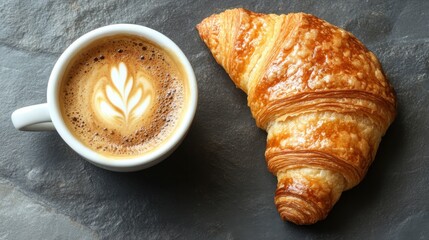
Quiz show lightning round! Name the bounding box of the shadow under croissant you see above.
[284,115,403,230]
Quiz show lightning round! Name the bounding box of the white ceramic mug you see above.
[11,24,198,172]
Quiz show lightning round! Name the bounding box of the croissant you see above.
[197,8,396,225]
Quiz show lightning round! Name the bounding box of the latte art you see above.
[60,35,187,157]
[94,62,154,126]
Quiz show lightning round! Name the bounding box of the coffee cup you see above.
[11,24,198,172]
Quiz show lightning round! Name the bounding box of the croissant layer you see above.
[197,8,396,225]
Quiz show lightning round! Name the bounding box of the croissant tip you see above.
[274,170,345,225]
[279,204,327,225]
[275,195,329,225]
[279,207,323,225]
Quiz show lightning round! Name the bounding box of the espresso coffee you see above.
[60,35,187,157]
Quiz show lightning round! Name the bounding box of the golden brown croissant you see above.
[197,8,396,225]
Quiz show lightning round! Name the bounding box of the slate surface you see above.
[1,0,428,239]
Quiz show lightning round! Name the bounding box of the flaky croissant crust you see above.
[197,8,396,224]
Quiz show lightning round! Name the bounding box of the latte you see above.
[60,35,187,157]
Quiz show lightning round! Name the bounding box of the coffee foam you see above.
[93,62,154,126]
[60,35,187,157]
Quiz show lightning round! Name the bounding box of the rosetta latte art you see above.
[94,62,153,125]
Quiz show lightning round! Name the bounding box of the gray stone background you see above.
[1,0,428,239]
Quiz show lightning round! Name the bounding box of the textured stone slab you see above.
[0,0,428,239]
[0,180,96,240]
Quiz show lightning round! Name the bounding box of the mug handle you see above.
[11,103,55,131]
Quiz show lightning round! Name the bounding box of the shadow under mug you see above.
[11,24,198,172]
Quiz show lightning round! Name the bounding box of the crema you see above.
[60,35,187,157]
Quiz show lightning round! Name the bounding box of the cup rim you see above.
[47,24,197,171]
